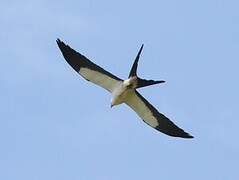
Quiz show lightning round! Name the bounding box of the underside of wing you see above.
[56,39,122,92]
[125,91,193,138]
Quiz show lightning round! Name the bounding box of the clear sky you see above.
[1,0,239,179]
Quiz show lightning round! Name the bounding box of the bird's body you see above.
[56,39,193,138]
[111,77,137,107]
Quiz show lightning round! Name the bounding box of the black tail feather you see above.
[128,44,144,78]
[137,78,165,88]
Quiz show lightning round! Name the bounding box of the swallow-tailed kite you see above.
[56,39,193,138]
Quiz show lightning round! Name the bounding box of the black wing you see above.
[57,39,122,92]
[125,90,193,138]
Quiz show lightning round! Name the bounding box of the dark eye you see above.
[127,84,133,88]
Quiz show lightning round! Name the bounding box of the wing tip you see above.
[56,38,61,44]
[173,132,194,139]
[155,125,194,139]
[181,133,194,139]
[56,38,66,49]
[56,38,84,72]
[178,130,194,139]
[166,132,194,139]
[170,131,194,139]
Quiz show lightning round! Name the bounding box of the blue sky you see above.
[1,0,239,179]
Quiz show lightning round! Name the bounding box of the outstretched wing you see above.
[125,91,193,138]
[57,39,122,92]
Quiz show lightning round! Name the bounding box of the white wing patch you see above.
[79,67,122,93]
[126,92,159,128]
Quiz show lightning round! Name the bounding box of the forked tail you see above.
[129,44,165,89]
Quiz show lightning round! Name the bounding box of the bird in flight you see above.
[56,39,193,138]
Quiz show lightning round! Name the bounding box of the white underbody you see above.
[111,76,137,107]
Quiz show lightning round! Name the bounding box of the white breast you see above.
[111,77,137,106]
